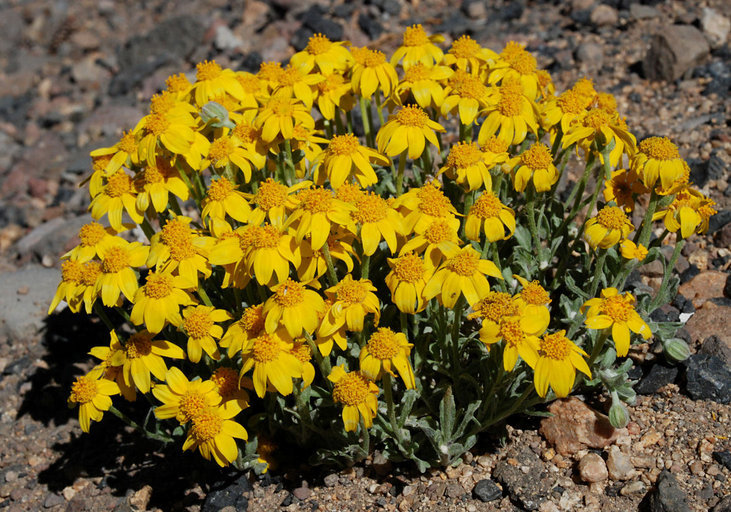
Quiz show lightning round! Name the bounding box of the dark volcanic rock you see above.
[201,474,251,512]
[493,445,551,510]
[636,363,679,395]
[645,470,690,512]
[683,354,731,404]
[472,479,502,502]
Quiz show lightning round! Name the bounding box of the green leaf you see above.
[439,387,456,438]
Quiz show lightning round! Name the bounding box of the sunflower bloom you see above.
[63,222,123,263]
[512,275,552,335]
[285,187,355,250]
[468,291,520,334]
[631,136,685,191]
[256,93,315,143]
[359,328,416,389]
[120,330,185,393]
[603,168,648,212]
[511,142,558,193]
[584,206,633,249]
[533,331,591,398]
[130,271,195,334]
[393,62,452,109]
[391,24,444,69]
[89,169,144,230]
[147,216,213,286]
[351,192,404,255]
[205,133,258,182]
[134,157,190,213]
[478,315,540,372]
[562,108,636,168]
[440,141,493,191]
[88,331,135,401]
[211,366,250,414]
[312,133,390,188]
[385,252,433,314]
[376,104,445,160]
[49,260,84,314]
[619,240,648,261]
[319,275,381,336]
[582,288,651,357]
[394,181,459,233]
[89,130,141,175]
[182,405,248,467]
[200,176,251,236]
[240,328,302,397]
[541,89,586,133]
[220,304,265,358]
[465,191,515,242]
[443,35,497,72]
[478,80,538,146]
[180,305,232,363]
[247,178,308,226]
[488,41,541,100]
[441,70,491,125]
[270,64,324,109]
[315,72,356,120]
[653,187,716,239]
[263,278,326,337]
[153,367,223,423]
[192,59,245,107]
[399,217,461,267]
[426,245,502,308]
[98,241,150,307]
[329,366,379,432]
[291,340,316,388]
[68,372,120,432]
[290,33,352,75]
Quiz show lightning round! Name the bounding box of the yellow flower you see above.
[210,366,250,415]
[179,306,232,363]
[98,241,150,307]
[571,77,597,108]
[247,178,308,226]
[480,135,511,171]
[440,141,493,191]
[399,217,461,267]
[240,328,302,397]
[88,331,135,401]
[582,288,651,357]
[619,240,648,261]
[285,187,355,250]
[603,168,649,212]
[478,80,538,146]
[632,136,685,191]
[478,315,540,372]
[385,252,433,314]
[562,108,636,168]
[49,260,84,314]
[220,304,265,358]
[441,70,491,125]
[68,372,119,432]
[394,182,458,233]
[263,278,326,338]
[328,365,379,432]
[653,186,716,239]
[63,222,123,263]
[147,216,212,286]
[315,299,349,356]
[89,130,141,175]
[443,35,497,72]
[312,133,390,188]
[393,62,452,110]
[465,191,516,242]
[77,261,104,314]
[192,59,245,107]
[270,64,324,109]
[512,275,552,335]
[536,69,555,99]
[290,33,353,75]
[391,24,444,69]
[200,177,250,236]
[165,72,193,100]
[424,245,502,308]
[349,46,398,99]
[256,93,315,143]
[296,228,357,285]
[350,192,404,256]
[488,42,540,99]
[314,72,356,120]
[89,169,144,231]
[584,206,633,249]
[130,271,195,334]
[468,290,520,333]
[511,142,558,193]
[376,104,445,159]
[134,157,190,213]
[134,101,197,167]
[153,367,223,423]
[319,275,381,336]
[205,133,258,183]
[541,89,586,133]
[182,405,248,467]
[359,328,416,389]
[533,331,591,398]
[120,330,185,393]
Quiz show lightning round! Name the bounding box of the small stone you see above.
[4,471,17,483]
[472,479,502,502]
[575,43,603,69]
[699,335,731,365]
[43,493,65,508]
[293,486,311,501]
[446,483,465,498]
[679,271,727,308]
[323,473,339,487]
[402,485,415,497]
[683,353,731,404]
[644,25,710,82]
[715,496,731,512]
[464,1,487,19]
[607,446,635,481]
[590,5,618,26]
[129,485,152,511]
[620,480,647,496]
[647,470,690,512]
[689,460,703,475]
[636,364,679,395]
[685,303,731,348]
[213,24,243,51]
[578,453,608,483]
[712,451,731,471]
[630,4,659,20]
[201,475,251,512]
[539,398,619,456]
[701,8,730,48]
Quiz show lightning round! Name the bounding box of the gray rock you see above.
[214,24,243,51]
[578,452,608,483]
[607,446,635,480]
[493,445,552,510]
[647,470,690,512]
[575,42,604,69]
[0,130,22,173]
[590,4,618,26]
[715,495,731,512]
[292,486,311,500]
[700,336,731,365]
[684,353,731,404]
[644,25,710,82]
[0,265,60,341]
[14,215,90,262]
[43,493,65,508]
[201,475,251,512]
[701,8,730,48]
[630,4,659,20]
[713,450,731,471]
[472,479,502,502]
[621,480,647,496]
[323,473,339,487]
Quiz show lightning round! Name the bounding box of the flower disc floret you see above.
[639,136,679,161]
[393,253,426,283]
[70,376,98,404]
[367,328,401,359]
[252,333,281,363]
[184,309,215,339]
[142,273,174,299]
[597,206,628,229]
[197,60,222,81]
[538,332,571,360]
[395,105,429,127]
[273,279,305,308]
[102,246,129,273]
[79,222,107,247]
[447,251,479,276]
[352,193,388,223]
[105,171,134,198]
[521,143,552,171]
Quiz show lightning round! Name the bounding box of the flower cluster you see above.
[55,26,712,470]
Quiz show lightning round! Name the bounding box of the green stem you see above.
[93,303,115,331]
[382,373,403,444]
[359,97,373,147]
[140,218,155,241]
[304,331,331,384]
[588,249,608,300]
[360,254,370,281]
[395,151,407,196]
[525,186,541,254]
[649,238,685,312]
[321,243,339,287]
[359,416,370,458]
[197,285,214,307]
[587,329,610,368]
[450,296,465,372]
[635,190,660,248]
[283,140,296,186]
[108,405,172,443]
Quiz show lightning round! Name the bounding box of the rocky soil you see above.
[0,0,729,511]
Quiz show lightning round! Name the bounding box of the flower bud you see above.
[609,394,629,429]
[663,337,690,363]
[201,102,235,128]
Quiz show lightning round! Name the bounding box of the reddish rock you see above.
[539,398,621,456]
[578,452,608,482]
[684,302,731,347]
[679,271,727,308]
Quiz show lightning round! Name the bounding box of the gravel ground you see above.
[0,0,729,510]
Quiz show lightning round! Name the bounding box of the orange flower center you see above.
[298,187,333,214]
[161,219,196,261]
[61,260,84,283]
[105,171,133,198]
[196,60,222,81]
[520,281,551,305]
[446,250,479,276]
[275,279,305,307]
[482,136,509,154]
[582,109,612,132]
[352,193,388,223]
[125,333,153,359]
[332,372,371,406]
[336,279,369,305]
[599,295,633,322]
[212,367,241,398]
[252,333,281,363]
[470,292,517,323]
[268,97,295,117]
[395,105,429,128]
[403,24,430,46]
[150,92,176,115]
[102,246,130,273]
[255,179,288,211]
[404,63,430,82]
[143,273,174,299]
[240,305,265,335]
[596,206,628,230]
[572,78,596,104]
[291,341,311,364]
[233,123,260,145]
[80,261,102,286]
[336,182,365,204]
[184,309,214,339]
[258,61,284,82]
[166,73,191,93]
[145,113,170,136]
[447,142,482,169]
[278,66,303,87]
[249,224,281,249]
[500,319,525,348]
[450,35,481,59]
[393,253,425,283]
[306,33,332,55]
[424,220,454,244]
[179,391,208,422]
[367,328,401,359]
[208,136,234,165]
[557,90,584,115]
[539,332,571,360]
[521,143,552,170]
[118,130,138,154]
[471,192,503,219]
[498,92,523,117]
[190,409,223,442]
[416,184,452,217]
[639,136,680,161]
[70,376,98,404]
[329,133,361,156]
